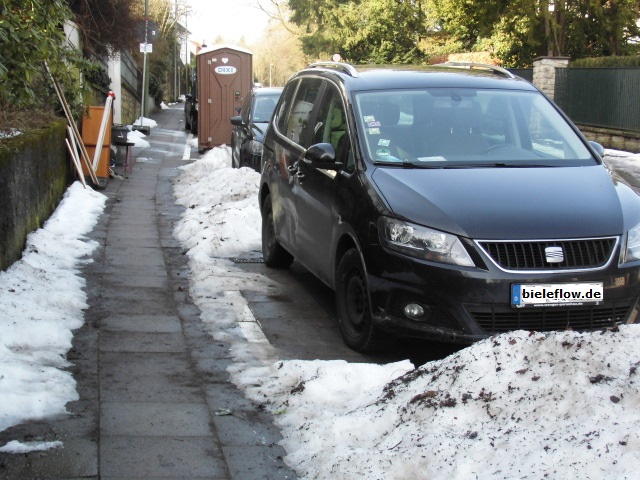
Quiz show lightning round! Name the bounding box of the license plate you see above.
[511,282,603,308]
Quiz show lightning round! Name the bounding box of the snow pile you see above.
[173,146,262,260]
[173,147,277,342]
[132,116,157,129]
[230,328,640,479]
[0,183,106,433]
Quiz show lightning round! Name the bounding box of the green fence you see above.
[508,68,533,82]
[555,68,640,132]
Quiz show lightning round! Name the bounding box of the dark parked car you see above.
[230,87,283,171]
[258,61,640,352]
[184,93,198,135]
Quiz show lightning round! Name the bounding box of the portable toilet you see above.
[196,44,253,150]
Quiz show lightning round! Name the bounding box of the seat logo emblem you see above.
[545,246,564,263]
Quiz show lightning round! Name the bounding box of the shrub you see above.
[571,56,640,68]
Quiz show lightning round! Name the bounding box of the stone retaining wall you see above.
[0,121,72,271]
[578,125,640,153]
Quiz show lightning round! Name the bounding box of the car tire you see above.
[336,248,383,352]
[262,194,294,268]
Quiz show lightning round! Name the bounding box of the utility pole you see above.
[140,0,149,128]
[184,9,189,95]
[174,0,178,100]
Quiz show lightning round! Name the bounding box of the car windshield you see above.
[354,88,596,167]
[252,94,280,123]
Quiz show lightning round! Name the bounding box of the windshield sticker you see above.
[378,139,390,147]
[363,115,375,123]
[368,128,380,135]
[368,121,381,127]
[376,148,391,157]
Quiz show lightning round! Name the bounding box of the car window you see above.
[313,84,353,171]
[252,94,280,123]
[275,80,298,133]
[354,89,595,167]
[285,78,323,148]
[515,93,588,159]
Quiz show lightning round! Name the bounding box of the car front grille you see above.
[467,301,633,334]
[477,238,617,271]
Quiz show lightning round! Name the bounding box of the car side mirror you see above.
[230,115,244,126]
[304,143,343,170]
[589,141,605,158]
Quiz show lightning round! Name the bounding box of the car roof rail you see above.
[308,61,359,78]
[434,61,516,79]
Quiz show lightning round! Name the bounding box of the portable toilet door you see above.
[197,44,253,150]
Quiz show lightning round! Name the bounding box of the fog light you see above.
[404,303,425,320]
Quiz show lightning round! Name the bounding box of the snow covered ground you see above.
[0,140,639,479]
[0,183,106,436]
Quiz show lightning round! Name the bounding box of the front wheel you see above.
[335,249,383,352]
[261,194,294,268]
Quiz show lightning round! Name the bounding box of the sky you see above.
[186,0,272,45]
[1,118,640,477]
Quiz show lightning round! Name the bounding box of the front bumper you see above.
[365,245,640,343]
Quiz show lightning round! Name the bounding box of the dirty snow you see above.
[0,183,106,434]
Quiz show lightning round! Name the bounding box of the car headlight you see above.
[622,222,640,264]
[378,217,474,267]
[250,140,264,156]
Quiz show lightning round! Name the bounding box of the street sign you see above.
[140,43,153,53]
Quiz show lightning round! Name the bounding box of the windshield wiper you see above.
[374,160,444,168]
[442,162,556,169]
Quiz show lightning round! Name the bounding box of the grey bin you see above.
[111,125,129,165]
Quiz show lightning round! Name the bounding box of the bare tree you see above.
[67,0,141,58]
[250,21,308,87]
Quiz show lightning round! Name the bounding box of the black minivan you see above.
[258,62,640,352]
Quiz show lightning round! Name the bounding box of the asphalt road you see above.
[234,254,462,367]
